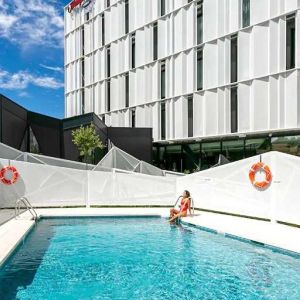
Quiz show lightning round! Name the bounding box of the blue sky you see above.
[0,0,70,118]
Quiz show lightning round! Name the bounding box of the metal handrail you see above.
[174,195,195,215]
[15,197,38,221]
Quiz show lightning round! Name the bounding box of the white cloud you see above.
[0,0,64,48]
[40,64,64,73]
[0,68,64,90]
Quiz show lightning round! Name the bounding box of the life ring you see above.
[0,166,19,185]
[249,162,272,190]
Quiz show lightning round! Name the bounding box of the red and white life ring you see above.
[0,166,19,185]
[249,162,272,190]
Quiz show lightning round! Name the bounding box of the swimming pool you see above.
[0,217,300,299]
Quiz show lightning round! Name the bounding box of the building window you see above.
[153,22,158,61]
[125,0,129,34]
[101,13,105,46]
[107,80,111,112]
[197,0,203,45]
[197,48,203,91]
[131,33,136,69]
[231,86,238,133]
[286,14,295,70]
[161,102,166,140]
[242,0,250,28]
[231,34,238,83]
[161,0,166,16]
[81,58,85,88]
[106,45,111,77]
[102,115,106,124]
[188,95,193,137]
[131,109,136,128]
[160,61,166,99]
[125,72,129,108]
[81,89,85,114]
[81,26,85,56]
[85,12,90,22]
[106,0,110,8]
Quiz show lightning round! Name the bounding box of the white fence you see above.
[0,158,176,208]
[1,151,300,227]
[177,151,300,226]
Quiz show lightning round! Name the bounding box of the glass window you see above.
[286,14,295,70]
[131,33,135,69]
[81,26,84,56]
[106,80,111,112]
[242,0,250,28]
[231,86,238,133]
[81,89,85,114]
[166,145,182,172]
[106,0,110,8]
[125,0,129,34]
[197,48,203,91]
[158,146,166,170]
[182,143,200,173]
[188,95,193,138]
[125,72,129,108]
[160,61,166,99]
[81,58,85,87]
[271,136,300,156]
[197,0,203,45]
[222,139,245,161]
[201,142,221,170]
[29,127,41,154]
[153,22,158,61]
[131,109,136,128]
[106,46,111,77]
[231,34,238,83]
[161,102,166,140]
[161,0,166,16]
[245,138,271,157]
[101,13,105,46]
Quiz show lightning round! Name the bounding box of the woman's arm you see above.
[188,198,192,216]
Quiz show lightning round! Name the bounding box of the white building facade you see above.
[65,0,300,172]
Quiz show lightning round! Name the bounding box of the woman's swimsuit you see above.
[180,198,189,213]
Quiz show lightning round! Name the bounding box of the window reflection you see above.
[271,136,300,156]
[166,145,182,172]
[222,139,244,161]
[245,138,271,157]
[201,142,221,170]
[182,143,200,173]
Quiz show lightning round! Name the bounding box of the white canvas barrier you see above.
[0,158,176,208]
[1,151,299,226]
[0,159,86,208]
[177,151,300,226]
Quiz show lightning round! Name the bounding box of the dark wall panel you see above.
[28,112,62,158]
[107,127,152,162]
[1,96,27,149]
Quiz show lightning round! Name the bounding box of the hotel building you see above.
[64,0,300,172]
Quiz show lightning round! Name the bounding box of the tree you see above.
[72,124,104,163]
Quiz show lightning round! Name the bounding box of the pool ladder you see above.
[174,196,195,215]
[15,196,38,221]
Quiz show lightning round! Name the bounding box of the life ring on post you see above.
[0,166,19,185]
[249,162,272,190]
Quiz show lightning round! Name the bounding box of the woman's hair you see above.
[184,190,190,198]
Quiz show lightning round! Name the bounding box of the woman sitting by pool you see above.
[169,190,192,222]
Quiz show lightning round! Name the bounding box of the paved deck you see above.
[0,209,16,226]
[0,208,299,267]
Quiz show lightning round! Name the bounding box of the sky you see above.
[0,0,70,119]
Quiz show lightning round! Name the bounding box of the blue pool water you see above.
[0,217,300,300]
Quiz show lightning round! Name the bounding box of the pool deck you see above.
[0,208,299,266]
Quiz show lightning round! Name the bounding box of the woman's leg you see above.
[169,208,179,218]
[169,212,185,223]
